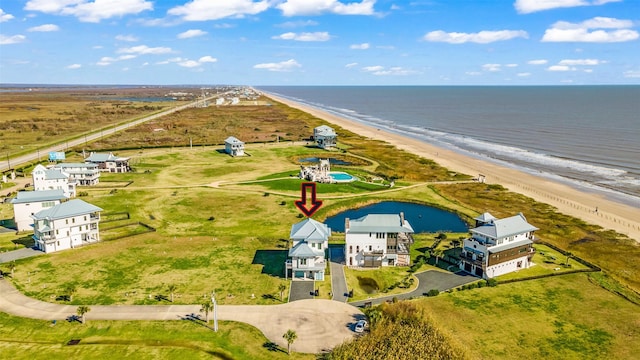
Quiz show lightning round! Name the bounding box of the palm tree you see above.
[65,284,77,302]
[278,283,287,302]
[8,261,16,277]
[167,284,177,302]
[433,249,443,266]
[77,305,90,324]
[283,329,297,355]
[200,301,214,324]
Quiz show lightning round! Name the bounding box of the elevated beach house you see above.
[52,163,100,186]
[459,212,538,279]
[32,164,76,198]
[313,125,337,149]
[224,136,245,157]
[85,152,130,173]
[10,189,68,232]
[345,213,414,267]
[286,218,331,280]
[31,199,103,253]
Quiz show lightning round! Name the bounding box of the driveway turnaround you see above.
[0,279,361,354]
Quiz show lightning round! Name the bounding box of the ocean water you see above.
[259,86,640,207]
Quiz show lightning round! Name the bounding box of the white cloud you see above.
[253,59,302,72]
[214,23,235,29]
[92,45,103,49]
[25,0,153,23]
[0,9,15,22]
[0,34,26,45]
[362,65,417,76]
[528,59,548,65]
[66,63,81,69]
[517,72,531,77]
[156,57,184,65]
[116,34,139,42]
[117,45,172,55]
[542,17,638,43]
[28,24,60,32]
[350,43,370,49]
[198,55,217,63]
[514,0,622,14]
[424,30,528,44]
[177,29,207,39]
[178,60,200,68]
[547,65,577,71]
[482,64,502,72]
[272,32,331,41]
[276,20,319,28]
[96,54,137,66]
[558,59,604,66]
[277,0,376,16]
[505,63,518,67]
[465,71,482,76]
[345,62,358,68]
[168,0,269,21]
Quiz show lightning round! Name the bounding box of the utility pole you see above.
[211,291,218,332]
[5,153,10,170]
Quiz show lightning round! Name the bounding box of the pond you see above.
[324,201,468,233]
[298,157,353,165]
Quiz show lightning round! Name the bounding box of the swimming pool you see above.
[329,172,357,182]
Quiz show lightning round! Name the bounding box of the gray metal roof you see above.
[86,152,128,162]
[44,168,68,180]
[290,218,331,241]
[31,199,102,220]
[475,212,496,222]
[488,238,533,253]
[348,214,414,234]
[225,136,244,145]
[10,189,67,204]
[55,163,98,169]
[472,213,538,239]
[288,242,323,258]
[314,125,336,136]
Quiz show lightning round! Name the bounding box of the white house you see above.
[31,199,103,253]
[459,212,538,279]
[313,125,337,149]
[224,136,245,157]
[10,190,68,232]
[286,218,331,280]
[85,152,130,173]
[345,213,414,267]
[52,163,100,186]
[32,164,76,198]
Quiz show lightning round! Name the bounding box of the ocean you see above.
[258,86,640,207]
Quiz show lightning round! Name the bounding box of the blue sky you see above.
[1,0,638,85]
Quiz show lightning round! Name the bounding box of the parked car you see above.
[354,319,367,333]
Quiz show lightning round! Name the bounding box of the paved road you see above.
[350,270,476,307]
[0,279,361,354]
[329,246,349,303]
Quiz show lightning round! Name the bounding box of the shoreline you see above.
[264,92,640,243]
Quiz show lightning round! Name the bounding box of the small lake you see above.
[324,201,468,233]
[298,157,353,165]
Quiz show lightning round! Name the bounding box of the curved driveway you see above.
[0,279,361,354]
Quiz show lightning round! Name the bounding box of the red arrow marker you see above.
[295,182,323,217]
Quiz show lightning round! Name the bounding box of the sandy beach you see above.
[265,93,640,243]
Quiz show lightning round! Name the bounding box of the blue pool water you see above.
[329,172,356,182]
[324,201,469,233]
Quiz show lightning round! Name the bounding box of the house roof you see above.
[288,241,322,258]
[471,213,538,240]
[86,152,129,162]
[290,218,331,241]
[44,168,68,180]
[55,163,98,169]
[31,199,102,221]
[488,238,533,253]
[475,212,496,222]
[314,125,336,136]
[347,214,414,234]
[225,136,244,145]
[10,189,67,204]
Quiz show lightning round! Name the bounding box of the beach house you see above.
[345,213,414,267]
[85,152,130,173]
[32,164,76,198]
[313,125,337,149]
[286,218,331,280]
[52,163,100,186]
[224,136,245,157]
[10,189,68,232]
[31,199,103,253]
[459,212,538,279]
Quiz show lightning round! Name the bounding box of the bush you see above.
[425,289,440,297]
[77,191,89,197]
[486,278,498,287]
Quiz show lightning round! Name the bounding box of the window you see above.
[376,233,385,239]
[369,245,372,251]
[356,246,360,253]
[84,216,87,221]
[300,259,307,265]
[72,218,75,224]
[349,246,353,254]
[65,219,68,224]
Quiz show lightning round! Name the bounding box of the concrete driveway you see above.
[0,247,43,264]
[0,279,361,354]
[289,280,315,302]
[329,246,349,303]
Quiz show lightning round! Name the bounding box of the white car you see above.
[354,319,367,333]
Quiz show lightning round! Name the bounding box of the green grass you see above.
[344,266,417,301]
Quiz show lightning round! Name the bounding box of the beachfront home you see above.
[32,164,76,198]
[85,152,130,173]
[52,163,100,186]
[313,125,337,149]
[459,212,538,279]
[31,199,103,253]
[345,213,414,267]
[224,136,245,157]
[10,190,68,232]
[286,218,331,280]
[299,159,332,183]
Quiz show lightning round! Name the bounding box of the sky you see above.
[0,0,639,85]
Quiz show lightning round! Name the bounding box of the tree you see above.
[65,284,77,302]
[77,305,90,324]
[363,306,383,328]
[432,249,443,266]
[8,261,16,277]
[278,283,287,302]
[167,284,177,302]
[565,251,572,266]
[283,329,297,355]
[200,301,214,324]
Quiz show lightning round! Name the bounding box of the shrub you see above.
[425,289,440,297]
[486,278,498,287]
[77,191,89,197]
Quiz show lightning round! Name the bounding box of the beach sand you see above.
[265,93,640,243]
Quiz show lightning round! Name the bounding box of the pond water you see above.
[298,157,353,165]
[324,201,468,233]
